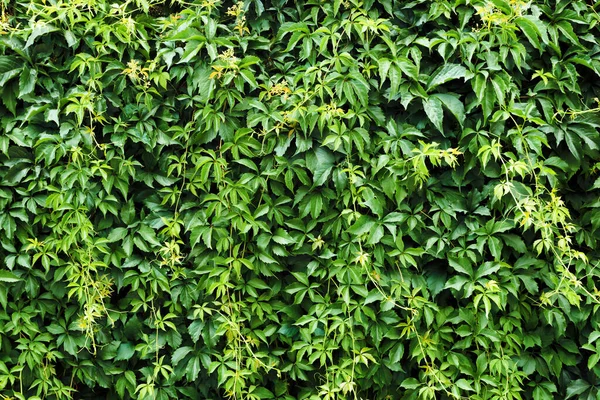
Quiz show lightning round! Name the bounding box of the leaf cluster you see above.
[1,0,600,399]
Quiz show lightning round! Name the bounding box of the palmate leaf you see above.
[2,0,600,398]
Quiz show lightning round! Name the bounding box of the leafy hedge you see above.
[1,0,600,398]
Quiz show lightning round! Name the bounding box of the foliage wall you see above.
[1,0,600,399]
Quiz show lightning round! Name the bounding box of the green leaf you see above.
[0,271,21,283]
[19,66,37,98]
[396,57,418,80]
[515,16,543,50]
[556,20,581,47]
[172,346,193,366]
[188,320,204,343]
[107,227,128,242]
[432,93,465,127]
[448,257,473,276]
[500,234,526,253]
[445,275,469,291]
[272,228,295,245]
[427,63,472,90]
[25,23,60,49]
[64,30,78,47]
[192,65,215,103]
[0,56,22,86]
[589,331,600,344]
[306,148,335,187]
[423,96,444,132]
[1,81,17,115]
[347,215,376,236]
[565,379,591,399]
[349,72,370,107]
[240,69,258,88]
[360,187,383,217]
[455,379,474,391]
[475,262,500,280]
[115,343,135,361]
[400,378,420,389]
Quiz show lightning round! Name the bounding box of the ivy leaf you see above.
[0,56,22,86]
[18,66,37,98]
[272,228,295,245]
[432,93,465,127]
[445,275,469,291]
[515,16,543,51]
[0,271,21,283]
[500,234,526,253]
[347,215,376,236]
[172,346,193,366]
[475,262,500,280]
[306,148,335,187]
[24,23,60,49]
[360,187,384,217]
[565,379,591,399]
[423,96,444,133]
[427,63,472,90]
[115,343,135,361]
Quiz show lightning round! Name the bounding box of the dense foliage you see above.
[1,0,600,398]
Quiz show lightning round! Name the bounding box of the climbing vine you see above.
[1,0,600,399]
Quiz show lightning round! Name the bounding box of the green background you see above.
[1,0,600,399]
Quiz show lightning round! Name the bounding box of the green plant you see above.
[1,0,600,399]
